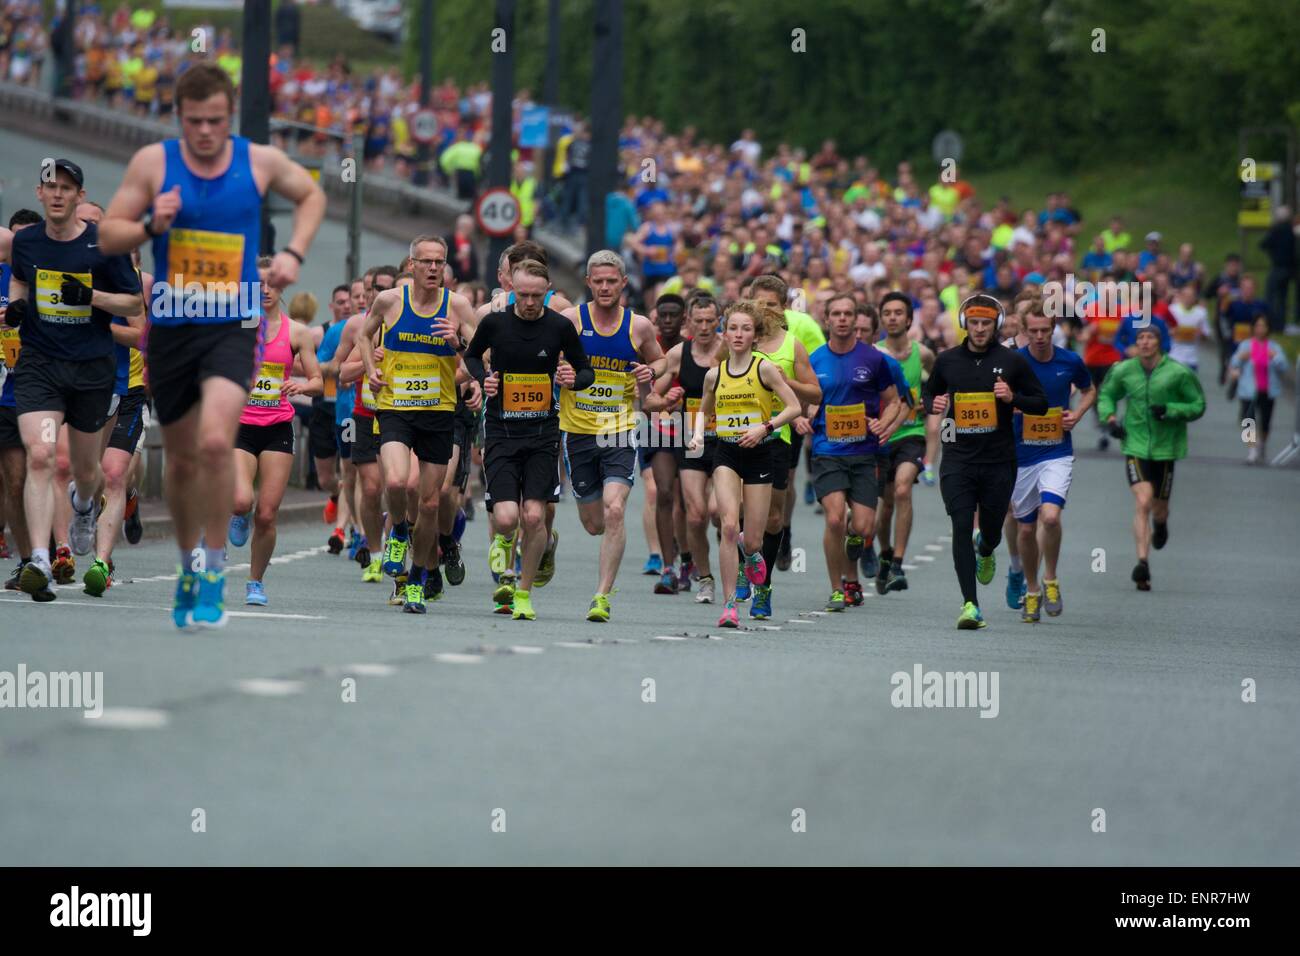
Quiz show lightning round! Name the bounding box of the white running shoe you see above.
[68,482,99,556]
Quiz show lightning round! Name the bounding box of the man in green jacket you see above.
[1097,326,1206,591]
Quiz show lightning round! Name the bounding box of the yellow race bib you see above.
[716,409,761,441]
[1172,323,1199,343]
[36,269,92,323]
[826,402,868,443]
[572,368,628,415]
[685,396,716,436]
[168,228,244,288]
[388,354,442,408]
[1233,324,1251,343]
[1022,407,1063,445]
[249,361,285,407]
[502,372,551,418]
[1,327,19,369]
[323,376,338,401]
[954,391,997,433]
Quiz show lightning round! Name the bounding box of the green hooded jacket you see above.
[1097,355,1205,461]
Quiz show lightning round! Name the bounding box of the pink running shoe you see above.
[743,551,767,586]
[718,602,740,628]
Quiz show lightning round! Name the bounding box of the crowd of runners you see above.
[13,56,1300,632]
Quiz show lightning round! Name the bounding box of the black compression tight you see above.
[950,506,1003,606]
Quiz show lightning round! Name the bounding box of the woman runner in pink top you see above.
[229,257,323,605]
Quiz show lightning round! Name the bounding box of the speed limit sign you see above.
[475,187,521,237]
[410,109,437,145]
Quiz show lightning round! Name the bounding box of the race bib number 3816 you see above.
[953,391,997,433]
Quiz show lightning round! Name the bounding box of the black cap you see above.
[49,159,85,188]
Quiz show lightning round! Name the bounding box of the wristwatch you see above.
[764,421,775,436]
[141,210,163,238]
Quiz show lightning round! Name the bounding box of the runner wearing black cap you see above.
[923,293,1048,629]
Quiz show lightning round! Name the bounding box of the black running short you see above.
[309,403,338,460]
[486,434,561,506]
[767,438,791,491]
[452,413,473,493]
[0,406,21,450]
[1125,456,1175,500]
[145,321,260,426]
[377,409,453,465]
[236,419,295,457]
[107,387,147,454]
[563,431,637,503]
[884,435,926,484]
[676,437,716,474]
[812,453,881,506]
[350,413,378,465]
[13,346,116,433]
[712,439,776,485]
[939,461,1017,518]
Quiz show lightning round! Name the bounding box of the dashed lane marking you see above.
[85,707,170,730]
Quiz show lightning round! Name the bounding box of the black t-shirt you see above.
[11,221,140,362]
[465,306,592,439]
[923,340,1047,467]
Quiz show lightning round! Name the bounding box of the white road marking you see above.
[236,678,305,697]
[85,707,169,729]
[0,596,323,620]
[122,546,329,585]
[754,625,782,631]
[803,611,829,617]
[228,611,328,621]
[914,555,935,562]
[554,641,598,649]
[901,564,918,571]
[651,635,688,642]
[786,619,815,625]
[509,645,545,655]
[432,653,485,664]
[345,664,396,677]
[924,544,944,552]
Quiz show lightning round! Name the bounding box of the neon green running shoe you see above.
[512,588,536,620]
[957,601,987,630]
[489,532,515,576]
[587,592,611,622]
[975,533,996,586]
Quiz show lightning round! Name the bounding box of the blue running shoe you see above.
[642,553,663,576]
[246,580,268,606]
[173,569,197,629]
[192,571,227,628]
[1006,568,1026,610]
[347,529,360,561]
[749,584,772,618]
[228,512,250,548]
[735,578,751,602]
[860,544,879,580]
[803,480,815,505]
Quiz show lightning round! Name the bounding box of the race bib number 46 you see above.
[249,361,285,408]
[1022,407,1064,445]
[168,228,244,287]
[36,269,92,324]
[503,372,550,417]
[826,402,868,442]
[953,391,997,433]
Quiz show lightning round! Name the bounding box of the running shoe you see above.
[123,490,143,544]
[1005,568,1026,610]
[1043,579,1063,616]
[442,540,466,586]
[803,481,815,505]
[327,528,344,555]
[874,553,890,595]
[82,558,112,597]
[512,588,536,621]
[20,560,57,602]
[844,581,864,607]
[5,560,24,591]
[0,532,9,559]
[587,592,611,622]
[642,553,663,576]
[886,564,909,592]
[323,496,338,525]
[534,530,558,587]
[974,533,996,585]
[1132,560,1151,592]
[825,590,846,612]
[717,602,740,628]
[362,558,383,583]
[172,569,197,628]
[382,535,409,576]
[655,570,679,595]
[1097,434,1110,452]
[191,571,228,628]
[957,601,987,630]
[425,567,444,602]
[749,584,772,618]
[1022,589,1041,623]
[68,482,99,555]
[51,546,75,585]
[228,512,251,548]
[488,533,514,576]
[735,579,751,602]
[860,543,879,580]
[776,528,792,571]
[678,560,694,592]
[492,574,516,608]
[845,534,866,561]
[1152,521,1168,550]
[355,545,371,569]
[402,580,426,614]
[493,596,514,615]
[695,575,715,604]
[347,529,362,561]
[245,580,268,606]
[743,550,767,586]
[920,463,936,487]
[389,573,408,606]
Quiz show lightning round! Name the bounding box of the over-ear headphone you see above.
[957,293,1005,332]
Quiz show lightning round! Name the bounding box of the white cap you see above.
[1145,231,1162,242]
